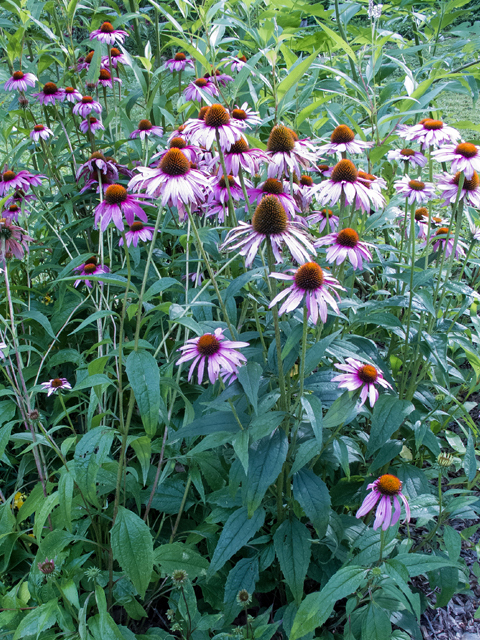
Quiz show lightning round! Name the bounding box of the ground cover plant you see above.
[0,0,480,637]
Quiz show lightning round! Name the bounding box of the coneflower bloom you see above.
[290,174,317,212]
[398,118,460,149]
[208,174,245,205]
[166,52,194,72]
[314,159,384,210]
[94,184,149,232]
[74,257,110,287]
[184,78,219,103]
[436,171,480,208]
[62,86,82,103]
[0,217,34,260]
[30,125,53,143]
[76,153,119,187]
[128,148,212,210]
[356,474,410,531]
[229,55,248,72]
[315,228,372,270]
[210,138,269,176]
[40,378,72,397]
[77,50,96,71]
[90,21,128,44]
[318,124,373,156]
[151,137,199,164]
[426,226,466,259]
[176,328,249,385]
[96,68,121,88]
[387,147,427,167]
[394,175,436,205]
[412,207,429,239]
[130,119,164,140]
[118,221,155,247]
[73,96,102,118]
[2,203,29,221]
[308,208,340,233]
[101,47,131,68]
[230,103,262,128]
[266,125,317,178]
[332,358,392,407]
[79,117,105,134]
[269,262,344,324]
[357,170,386,193]
[0,170,45,196]
[167,124,188,142]
[433,142,480,180]
[32,82,65,105]
[314,163,333,177]
[221,196,315,267]
[470,222,480,241]
[248,178,298,218]
[205,70,233,87]
[4,70,37,92]
[185,103,245,152]
[5,189,35,209]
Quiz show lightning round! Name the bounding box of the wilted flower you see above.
[176,327,249,385]
[118,221,155,247]
[237,589,252,605]
[332,358,392,407]
[166,52,194,72]
[90,21,128,44]
[318,124,373,156]
[40,378,72,396]
[171,569,188,585]
[32,82,65,105]
[269,262,344,324]
[0,218,34,260]
[130,119,164,140]
[356,474,410,530]
[30,124,53,143]
[315,228,372,270]
[5,70,37,92]
[387,148,427,167]
[394,175,436,205]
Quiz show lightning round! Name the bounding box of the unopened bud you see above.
[236,589,252,605]
[171,569,188,586]
[29,410,39,421]
[437,452,454,468]
[38,558,55,574]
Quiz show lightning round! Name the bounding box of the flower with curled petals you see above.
[433,143,480,180]
[394,175,436,205]
[318,124,373,156]
[221,196,314,267]
[94,184,149,232]
[32,82,65,105]
[332,358,392,408]
[73,96,102,118]
[269,262,344,324]
[356,474,410,531]
[315,228,372,270]
[30,125,53,143]
[0,217,34,260]
[398,118,460,149]
[176,328,249,385]
[90,21,128,44]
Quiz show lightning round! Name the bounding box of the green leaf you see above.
[130,436,151,486]
[317,23,356,62]
[58,470,74,532]
[322,392,358,429]
[208,507,265,577]
[21,310,56,340]
[367,396,414,455]
[244,430,288,516]
[273,517,311,605]
[293,469,331,538]
[0,400,16,427]
[237,362,262,414]
[126,351,161,437]
[277,49,320,101]
[0,422,13,461]
[33,492,59,540]
[361,603,392,640]
[301,395,323,445]
[69,310,117,335]
[154,542,209,579]
[146,0,184,33]
[444,525,461,562]
[143,277,183,302]
[394,553,463,577]
[223,557,259,622]
[290,566,368,640]
[73,374,114,392]
[85,40,103,85]
[13,599,58,640]
[464,432,477,482]
[111,507,154,598]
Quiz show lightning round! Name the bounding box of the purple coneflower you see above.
[2,203,26,221]
[427,226,466,259]
[166,52,194,72]
[398,118,460,150]
[290,174,317,212]
[208,174,245,205]
[0,169,44,196]
[314,159,384,211]
[76,152,119,187]
[332,358,392,407]
[73,96,102,118]
[176,327,248,385]
[74,257,110,287]
[205,70,233,87]
[90,21,128,44]
[315,228,372,270]
[394,175,436,205]
[118,221,155,247]
[79,117,105,134]
[4,70,37,92]
[94,184,149,232]
[357,170,386,193]
[63,86,82,103]
[185,103,245,152]
[266,125,317,178]
[248,178,298,219]
[318,124,373,156]
[387,148,427,167]
[167,124,188,142]
[184,78,219,103]
[314,163,333,177]
[30,125,53,143]
[229,55,248,72]
[40,378,72,397]
[32,82,65,105]
[221,195,315,267]
[0,217,34,260]
[230,103,262,128]
[269,262,344,324]
[95,68,121,88]
[102,47,131,69]
[470,222,480,242]
[130,119,164,140]
[210,138,269,176]
[151,137,199,164]
[412,207,430,239]
[433,142,480,180]
[128,148,212,210]
[5,189,35,209]
[308,208,340,233]
[356,474,410,531]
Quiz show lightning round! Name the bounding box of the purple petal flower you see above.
[356,474,410,531]
[90,21,129,44]
[332,357,392,408]
[4,70,37,92]
[40,378,72,397]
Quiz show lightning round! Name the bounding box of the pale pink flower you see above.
[314,159,384,211]
[4,70,37,91]
[332,358,392,407]
[40,378,72,397]
[228,55,248,72]
[387,148,427,167]
[79,117,105,134]
[30,125,53,142]
[433,142,480,179]
[248,178,298,219]
[307,209,339,233]
[73,96,102,118]
[90,21,128,44]
[210,138,269,176]
[318,124,373,156]
[118,221,155,247]
[394,175,436,205]
[63,86,82,103]
[130,119,164,140]
[184,78,219,103]
[356,474,410,530]
[315,228,372,270]
[101,47,131,68]
[166,52,194,72]
[266,125,317,178]
[436,171,480,208]
[184,103,245,152]
[398,118,460,150]
[230,103,262,128]
[424,226,466,259]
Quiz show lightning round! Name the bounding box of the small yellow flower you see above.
[13,492,26,510]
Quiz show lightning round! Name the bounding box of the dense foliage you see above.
[0,0,480,638]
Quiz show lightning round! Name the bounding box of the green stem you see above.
[215,131,237,226]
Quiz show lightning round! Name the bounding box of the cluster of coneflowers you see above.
[2,24,477,530]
